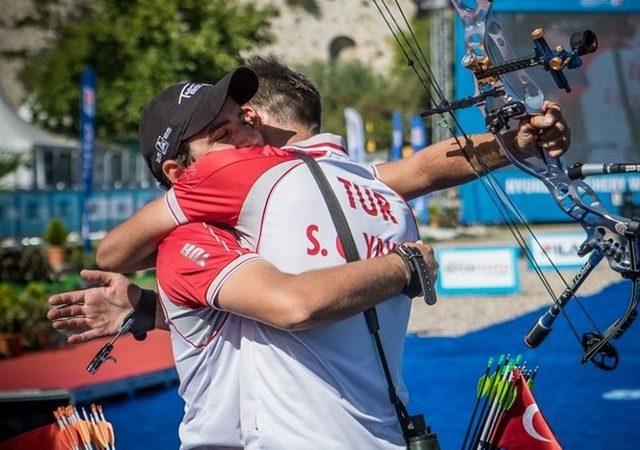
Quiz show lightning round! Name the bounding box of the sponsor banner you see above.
[436,246,520,295]
[527,232,588,270]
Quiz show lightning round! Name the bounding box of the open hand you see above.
[47,270,141,344]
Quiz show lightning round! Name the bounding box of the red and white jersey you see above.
[164,133,419,449]
[155,222,261,450]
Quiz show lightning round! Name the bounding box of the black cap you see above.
[139,67,259,187]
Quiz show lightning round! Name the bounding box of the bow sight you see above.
[422,27,598,133]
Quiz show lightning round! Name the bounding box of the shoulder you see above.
[156,223,260,309]
[157,223,246,266]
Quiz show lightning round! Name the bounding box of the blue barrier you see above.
[459,168,640,225]
[0,189,162,238]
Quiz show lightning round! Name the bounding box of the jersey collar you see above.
[282,133,348,157]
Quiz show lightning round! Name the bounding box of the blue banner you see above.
[410,115,427,152]
[389,110,403,161]
[80,67,96,252]
[409,115,429,224]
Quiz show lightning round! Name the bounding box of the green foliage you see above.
[18,283,52,346]
[387,14,431,114]
[0,247,53,283]
[0,282,51,344]
[43,220,69,246]
[22,247,55,282]
[299,60,397,147]
[428,202,459,228]
[23,0,278,141]
[0,285,23,333]
[285,0,320,16]
[44,273,83,295]
[67,244,97,272]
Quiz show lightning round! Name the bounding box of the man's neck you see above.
[262,123,316,147]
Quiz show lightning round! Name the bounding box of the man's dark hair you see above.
[246,56,322,134]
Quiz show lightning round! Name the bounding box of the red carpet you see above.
[0,331,174,391]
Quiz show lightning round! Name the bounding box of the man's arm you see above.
[217,249,422,331]
[157,223,438,332]
[376,103,570,199]
[96,197,175,272]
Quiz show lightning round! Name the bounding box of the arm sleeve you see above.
[156,222,262,309]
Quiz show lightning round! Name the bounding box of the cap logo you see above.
[178,83,210,105]
[155,127,173,163]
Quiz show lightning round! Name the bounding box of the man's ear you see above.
[162,160,185,185]
[242,105,263,131]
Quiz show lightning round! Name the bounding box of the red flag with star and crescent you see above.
[494,369,562,450]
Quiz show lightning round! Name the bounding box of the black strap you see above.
[293,151,416,443]
[394,244,437,305]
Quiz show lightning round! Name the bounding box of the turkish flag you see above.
[493,369,562,450]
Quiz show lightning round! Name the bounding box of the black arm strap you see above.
[128,288,158,340]
[293,151,436,447]
[394,245,437,305]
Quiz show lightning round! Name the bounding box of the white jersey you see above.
[165,133,419,449]
[156,223,261,450]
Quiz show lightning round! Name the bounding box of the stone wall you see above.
[250,0,415,70]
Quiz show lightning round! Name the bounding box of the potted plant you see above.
[0,284,25,357]
[43,219,69,271]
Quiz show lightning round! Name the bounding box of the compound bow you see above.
[373,0,640,370]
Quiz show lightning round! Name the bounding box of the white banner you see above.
[436,246,519,295]
[527,232,589,269]
[343,107,365,163]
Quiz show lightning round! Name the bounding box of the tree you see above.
[23,0,278,141]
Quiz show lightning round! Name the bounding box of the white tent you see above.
[0,88,77,189]
[0,89,152,189]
